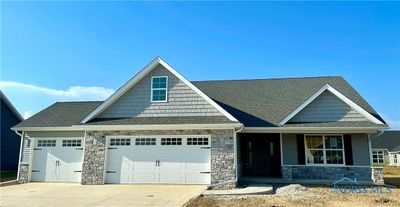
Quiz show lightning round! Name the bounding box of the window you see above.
[394,154,398,164]
[151,76,168,102]
[372,150,384,164]
[305,135,344,165]
[161,138,182,145]
[62,139,82,147]
[187,138,209,146]
[135,138,156,146]
[38,140,56,147]
[110,138,131,146]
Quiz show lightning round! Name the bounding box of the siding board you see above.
[290,91,368,123]
[98,65,222,118]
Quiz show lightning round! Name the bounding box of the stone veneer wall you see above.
[81,129,236,189]
[18,163,29,183]
[282,165,372,181]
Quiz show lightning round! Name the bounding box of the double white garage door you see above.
[106,137,211,184]
[30,136,211,184]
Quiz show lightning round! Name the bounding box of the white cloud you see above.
[0,81,115,101]
[23,111,35,119]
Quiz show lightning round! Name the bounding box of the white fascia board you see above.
[80,57,238,123]
[242,126,389,134]
[12,123,243,132]
[279,84,384,125]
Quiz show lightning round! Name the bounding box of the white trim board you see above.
[80,57,238,123]
[279,84,384,125]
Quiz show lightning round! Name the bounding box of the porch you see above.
[237,133,374,184]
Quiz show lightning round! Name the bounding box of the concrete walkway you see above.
[0,183,206,207]
[203,184,273,195]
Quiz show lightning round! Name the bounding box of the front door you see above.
[241,134,281,177]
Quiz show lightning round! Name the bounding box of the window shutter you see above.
[296,134,305,165]
[344,134,353,165]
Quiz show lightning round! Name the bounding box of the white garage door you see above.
[31,138,84,182]
[105,137,211,184]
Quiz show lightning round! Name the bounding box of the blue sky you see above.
[1,1,399,129]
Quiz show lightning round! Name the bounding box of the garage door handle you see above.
[201,147,211,149]
[106,171,116,173]
[200,171,211,174]
[74,171,82,173]
[108,147,118,150]
[76,148,83,150]
[32,170,40,172]
[33,148,42,150]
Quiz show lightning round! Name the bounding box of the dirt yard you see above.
[384,166,400,187]
[184,186,400,207]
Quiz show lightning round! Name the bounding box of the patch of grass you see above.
[0,171,17,182]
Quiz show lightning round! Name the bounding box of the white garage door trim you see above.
[104,135,211,184]
[30,137,84,182]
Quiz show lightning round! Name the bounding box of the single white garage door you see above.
[31,138,84,182]
[105,137,211,184]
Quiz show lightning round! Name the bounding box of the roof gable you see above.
[193,77,386,127]
[280,84,384,125]
[81,57,238,123]
[288,90,368,123]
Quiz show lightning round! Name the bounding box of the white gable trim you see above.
[279,84,384,125]
[80,57,238,123]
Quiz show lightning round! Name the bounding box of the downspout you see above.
[234,125,244,186]
[14,130,24,181]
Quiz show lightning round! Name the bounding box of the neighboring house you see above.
[1,91,23,172]
[12,58,388,188]
[371,131,400,166]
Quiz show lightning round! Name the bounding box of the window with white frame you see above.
[62,139,82,147]
[135,138,156,146]
[161,138,182,145]
[305,135,344,165]
[187,138,209,146]
[110,138,131,146]
[372,150,384,164]
[37,140,56,147]
[151,76,168,102]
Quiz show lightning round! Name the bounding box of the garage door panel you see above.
[132,173,157,183]
[159,172,185,183]
[105,137,211,184]
[31,138,84,182]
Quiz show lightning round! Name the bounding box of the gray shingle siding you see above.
[98,65,222,118]
[289,91,368,123]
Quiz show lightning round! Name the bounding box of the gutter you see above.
[12,123,243,132]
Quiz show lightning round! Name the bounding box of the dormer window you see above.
[151,76,168,102]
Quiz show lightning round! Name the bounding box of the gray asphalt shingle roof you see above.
[371,131,400,152]
[193,76,385,127]
[13,101,102,128]
[13,76,386,129]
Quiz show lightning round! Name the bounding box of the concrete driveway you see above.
[1,183,206,207]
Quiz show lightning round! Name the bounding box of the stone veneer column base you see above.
[18,163,29,183]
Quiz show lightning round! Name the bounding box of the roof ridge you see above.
[191,76,344,83]
[56,101,104,103]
